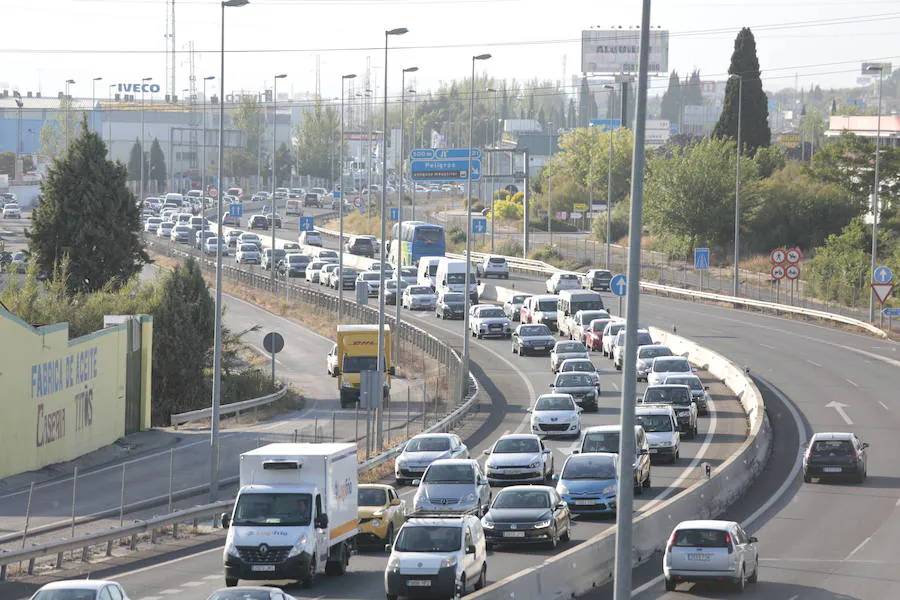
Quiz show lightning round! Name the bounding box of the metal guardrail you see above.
[170,386,288,426]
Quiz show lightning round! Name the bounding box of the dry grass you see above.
[322,213,382,237]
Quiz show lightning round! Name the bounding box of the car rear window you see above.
[489,257,506,264]
[581,432,619,453]
[673,529,731,548]
[811,440,854,456]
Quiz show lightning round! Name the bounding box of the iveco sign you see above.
[117,82,161,93]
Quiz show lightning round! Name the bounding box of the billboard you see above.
[581,29,669,74]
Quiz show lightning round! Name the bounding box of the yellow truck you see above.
[333,324,393,408]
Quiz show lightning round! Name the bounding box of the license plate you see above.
[823,467,842,473]
[407,579,432,587]
[649,449,659,454]
[503,531,526,537]
[534,346,546,351]
[574,499,597,505]
[251,565,276,572]
[687,554,711,562]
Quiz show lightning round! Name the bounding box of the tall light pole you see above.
[409,88,417,221]
[211,0,249,503]
[376,26,408,452]
[547,120,553,246]
[64,79,75,153]
[91,77,102,134]
[202,76,215,196]
[462,53,491,402]
[270,73,287,288]
[395,66,418,363]
[140,76,153,199]
[338,73,356,322]
[730,73,743,297]
[107,84,115,155]
[865,62,886,322]
[487,87,498,252]
[603,84,615,269]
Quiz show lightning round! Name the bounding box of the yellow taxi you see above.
[357,484,406,546]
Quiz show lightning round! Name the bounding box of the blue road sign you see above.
[411,158,481,181]
[874,265,893,283]
[472,217,487,234]
[230,202,243,217]
[333,190,341,199]
[589,119,622,132]
[410,147,483,161]
[299,216,314,232]
[884,307,900,316]
[694,248,710,270]
[390,207,399,221]
[610,274,627,297]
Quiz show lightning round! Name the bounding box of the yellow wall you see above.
[0,309,152,479]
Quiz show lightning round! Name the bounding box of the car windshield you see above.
[239,244,256,252]
[342,355,381,373]
[537,299,557,311]
[519,325,551,337]
[232,492,312,526]
[207,591,274,600]
[394,525,461,553]
[443,293,464,303]
[493,438,540,454]
[288,255,308,264]
[561,361,595,373]
[607,323,624,335]
[556,342,586,353]
[639,347,672,359]
[492,489,550,509]
[362,273,380,281]
[673,529,731,548]
[31,591,99,600]
[534,396,574,411]
[478,308,505,319]
[409,286,432,295]
[636,414,674,432]
[577,311,607,324]
[556,373,593,387]
[423,463,473,483]
[358,488,388,507]
[447,273,467,284]
[581,432,620,453]
[511,295,529,304]
[636,331,653,345]
[405,437,451,452]
[811,440,855,456]
[644,387,692,406]
[562,457,617,480]
[654,358,690,372]
[666,376,703,391]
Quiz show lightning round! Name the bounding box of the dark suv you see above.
[345,236,375,258]
[303,193,321,208]
[583,269,613,292]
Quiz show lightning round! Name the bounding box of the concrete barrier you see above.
[469,327,771,599]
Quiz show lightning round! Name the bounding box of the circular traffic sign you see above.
[786,265,801,280]
[771,265,786,280]
[263,332,285,354]
[770,248,786,264]
[786,247,802,264]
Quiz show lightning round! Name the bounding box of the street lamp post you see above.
[202,76,215,196]
[339,73,357,322]
[140,77,153,199]
[487,87,498,252]
[270,73,287,288]
[211,0,249,503]
[64,79,75,153]
[92,77,102,134]
[547,121,553,246]
[395,66,418,363]
[866,62,886,322]
[462,53,491,402]
[376,26,408,452]
[409,89,417,221]
[603,84,615,269]
[730,73,743,297]
[107,84,116,155]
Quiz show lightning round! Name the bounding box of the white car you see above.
[558,358,601,390]
[546,272,581,294]
[562,309,610,342]
[235,243,261,264]
[237,232,262,249]
[476,255,509,279]
[550,340,590,372]
[612,328,654,370]
[647,356,694,386]
[635,405,680,463]
[358,271,383,296]
[399,266,418,286]
[156,221,175,238]
[394,433,469,485]
[143,216,162,233]
[2,203,22,218]
[29,580,132,600]
[320,262,340,285]
[635,344,674,382]
[601,320,626,357]
[664,520,759,592]
[482,433,553,484]
[203,237,228,256]
[529,393,583,438]
[305,259,334,283]
[402,285,437,310]
[326,343,339,376]
[470,305,512,339]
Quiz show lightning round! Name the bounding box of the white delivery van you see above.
[435,258,478,303]
[417,256,444,289]
[222,443,358,589]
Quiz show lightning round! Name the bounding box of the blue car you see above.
[553,453,618,516]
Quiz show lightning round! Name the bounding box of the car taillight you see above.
[725,534,733,554]
[667,532,676,553]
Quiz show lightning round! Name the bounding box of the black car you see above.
[383,280,409,306]
[345,236,375,258]
[303,193,321,208]
[803,432,868,483]
[436,291,465,320]
[264,213,283,228]
[482,486,570,550]
[248,214,269,230]
[512,324,556,356]
[583,269,613,292]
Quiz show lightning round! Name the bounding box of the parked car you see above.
[411,459,491,517]
[802,432,869,483]
[482,485,570,550]
[663,520,759,592]
[395,433,469,486]
[482,434,553,486]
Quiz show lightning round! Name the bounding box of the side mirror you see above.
[704,386,710,391]
[479,477,488,486]
[577,407,584,413]
[571,449,580,454]
[862,442,870,449]
[551,474,560,481]
[390,498,401,507]
[549,384,555,388]
[466,544,477,555]
[333,367,341,376]
[542,448,551,454]
[525,408,532,413]
[556,502,567,510]
[385,543,393,552]
[315,514,329,529]
[748,536,758,543]
[388,366,396,376]
[412,479,421,486]
[220,512,231,529]
[482,449,491,456]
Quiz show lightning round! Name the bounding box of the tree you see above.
[150,258,215,425]
[806,219,872,307]
[0,152,34,179]
[149,138,167,190]
[554,126,634,207]
[27,119,149,293]
[578,77,592,127]
[127,139,143,183]
[684,70,704,106]
[567,98,576,129]
[713,28,771,154]
[798,107,827,154]
[39,96,79,159]
[275,142,292,187]
[660,71,682,124]
[230,96,265,162]
[294,101,339,179]
[224,149,257,179]
[751,145,785,178]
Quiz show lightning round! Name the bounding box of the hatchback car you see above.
[802,432,869,483]
[358,271,383,297]
[320,262,340,285]
[235,243,261,264]
[583,318,614,352]
[402,285,437,311]
[156,221,175,238]
[225,230,243,248]
[582,268,612,292]
[278,253,310,277]
[550,340,590,372]
[663,374,711,415]
[411,459,491,516]
[636,344,674,382]
[482,485,570,549]
[477,255,509,279]
[503,294,532,322]
[641,385,699,438]
[248,214,269,230]
[203,237,228,256]
[647,356,694,386]
[170,224,194,243]
[529,393,582,438]
[383,279,410,305]
[612,328,654,370]
[357,484,406,546]
[550,371,599,412]
[558,358,601,391]
[237,232,262,249]
[144,216,163,232]
[553,452,619,516]
[601,321,626,357]
[574,424,652,493]
[482,434,553,485]
[330,266,358,290]
[298,230,322,247]
[395,433,469,486]
[29,580,131,600]
[305,259,330,283]
[195,229,217,250]
[261,248,287,271]
[511,323,556,356]
[546,272,581,294]
[436,291,466,320]
[2,203,22,219]
[635,405,680,463]
[345,235,375,257]
[663,520,759,592]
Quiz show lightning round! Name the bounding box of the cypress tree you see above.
[713,27,771,154]
[149,137,167,191]
[127,139,142,183]
[660,71,682,123]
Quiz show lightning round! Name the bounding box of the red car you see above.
[583,318,613,351]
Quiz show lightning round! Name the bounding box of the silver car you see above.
[412,459,491,517]
[636,345,674,382]
[664,520,759,592]
[394,433,469,485]
[482,434,553,485]
[550,340,590,373]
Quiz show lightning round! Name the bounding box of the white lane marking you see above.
[759,343,776,350]
[631,375,808,597]
[180,581,205,588]
[880,401,890,411]
[251,344,284,365]
[158,590,182,595]
[847,536,871,559]
[788,595,799,600]
[103,545,224,579]
[203,575,221,580]
[845,378,859,388]
[139,597,162,600]
[611,381,620,392]
[896,496,900,506]
[805,359,822,368]
[825,401,854,425]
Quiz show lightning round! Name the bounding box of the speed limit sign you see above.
[770,248,787,264]
[771,265,786,280]
[786,264,801,280]
[786,247,802,264]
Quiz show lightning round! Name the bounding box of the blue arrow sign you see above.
[472,217,487,234]
[411,158,481,181]
[589,119,622,132]
[410,147,483,161]
[230,203,243,217]
[390,207,399,221]
[299,216,315,232]
[694,248,710,270]
[884,307,900,316]
[610,273,627,297]
[874,265,893,283]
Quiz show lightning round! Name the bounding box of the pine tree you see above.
[27,118,149,293]
[275,142,292,187]
[149,138,167,191]
[712,27,771,154]
[660,71,682,123]
[685,70,704,105]
[127,139,142,183]
[538,106,546,127]
[578,77,592,127]
[567,98,576,129]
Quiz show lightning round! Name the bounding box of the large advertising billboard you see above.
[581,29,669,74]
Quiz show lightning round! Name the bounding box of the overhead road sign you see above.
[610,273,627,297]
[694,248,710,270]
[874,265,893,284]
[871,283,894,305]
[409,147,482,160]
[411,158,482,181]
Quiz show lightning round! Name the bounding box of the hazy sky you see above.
[3,0,898,104]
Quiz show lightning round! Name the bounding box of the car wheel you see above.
[634,481,643,496]
[547,524,559,549]
[225,576,238,588]
[747,558,759,583]
[475,563,487,590]
[560,522,570,542]
[512,345,518,355]
[803,471,812,483]
[735,566,746,593]
[300,557,316,588]
[664,578,676,591]
[457,574,467,598]
[643,471,652,488]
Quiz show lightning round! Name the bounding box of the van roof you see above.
[241,442,356,457]
[673,520,737,531]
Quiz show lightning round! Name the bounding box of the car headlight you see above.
[371,519,382,527]
[342,381,354,388]
[603,484,617,495]
[485,462,496,471]
[529,459,541,469]
[387,555,401,571]
[373,509,385,517]
[441,555,458,569]
[556,483,569,495]
[225,540,241,558]
[481,518,495,529]
[569,414,579,422]
[533,520,552,529]
[465,493,476,503]
[287,535,308,557]
[396,456,407,467]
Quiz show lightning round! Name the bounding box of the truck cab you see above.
[334,324,393,408]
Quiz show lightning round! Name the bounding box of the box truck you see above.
[333,324,393,408]
[222,443,359,589]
